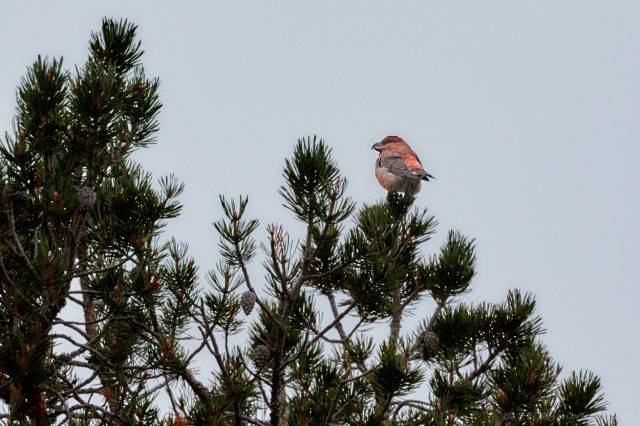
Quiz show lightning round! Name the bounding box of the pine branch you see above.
[391,398,431,417]
[178,366,209,403]
[465,345,502,383]
[3,196,36,275]
[68,256,131,279]
[390,286,402,342]
[326,290,368,374]
[202,300,244,426]
[232,223,277,326]
[323,369,375,426]
[285,300,357,365]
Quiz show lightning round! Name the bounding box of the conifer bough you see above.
[0,18,617,426]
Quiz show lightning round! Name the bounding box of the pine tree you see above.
[0,18,616,426]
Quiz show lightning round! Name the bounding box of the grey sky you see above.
[2,1,639,421]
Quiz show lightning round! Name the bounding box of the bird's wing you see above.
[378,152,416,178]
[379,152,433,181]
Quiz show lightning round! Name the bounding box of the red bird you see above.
[372,135,434,195]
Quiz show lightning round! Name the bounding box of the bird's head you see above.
[371,135,406,152]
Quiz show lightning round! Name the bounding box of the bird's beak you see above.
[371,141,384,152]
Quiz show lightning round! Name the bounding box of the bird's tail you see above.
[421,171,435,181]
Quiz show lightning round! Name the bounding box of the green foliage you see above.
[0,17,190,425]
[0,18,615,426]
[424,230,476,304]
[280,136,354,225]
[489,342,560,419]
[429,304,484,362]
[556,371,608,424]
[429,368,485,418]
[371,340,424,405]
[214,195,259,268]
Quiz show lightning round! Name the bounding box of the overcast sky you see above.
[2,1,639,421]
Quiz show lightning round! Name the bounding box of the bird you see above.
[372,135,434,195]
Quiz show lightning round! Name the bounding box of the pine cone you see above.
[77,186,96,212]
[503,412,515,421]
[240,291,256,315]
[252,345,270,369]
[420,330,439,361]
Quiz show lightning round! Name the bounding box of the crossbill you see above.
[372,135,434,195]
